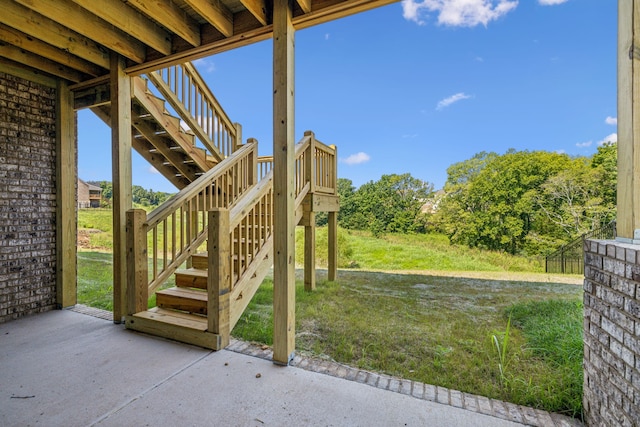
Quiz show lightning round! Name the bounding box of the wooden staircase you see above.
[90,76,218,189]
[81,61,339,351]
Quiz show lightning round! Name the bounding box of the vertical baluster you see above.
[171,211,177,263]
[162,218,168,272]
[153,226,158,281]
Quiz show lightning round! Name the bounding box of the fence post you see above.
[208,208,231,348]
[126,209,148,315]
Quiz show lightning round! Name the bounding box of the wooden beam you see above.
[16,0,147,63]
[0,1,110,69]
[296,0,312,14]
[72,0,172,56]
[239,0,269,26]
[126,209,149,315]
[208,209,231,348]
[111,55,133,323]
[617,0,639,241]
[272,0,296,365]
[293,0,397,30]
[328,211,337,281]
[0,23,104,77]
[56,79,77,308]
[0,42,85,83]
[126,0,202,48]
[125,0,395,76]
[0,59,57,88]
[183,0,234,38]
[304,212,316,291]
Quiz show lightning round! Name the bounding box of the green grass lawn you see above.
[77,208,583,418]
[233,270,583,418]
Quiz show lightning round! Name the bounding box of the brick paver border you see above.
[70,305,583,427]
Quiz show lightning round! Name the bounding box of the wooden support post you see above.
[55,79,77,308]
[617,0,640,241]
[111,54,133,323]
[328,211,338,282]
[208,208,231,348]
[248,142,257,186]
[303,130,316,291]
[304,212,316,291]
[272,0,296,365]
[234,122,243,152]
[305,130,316,193]
[126,209,148,315]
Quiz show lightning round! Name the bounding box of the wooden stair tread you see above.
[157,286,207,301]
[130,307,207,331]
[156,287,207,314]
[175,268,208,289]
[126,308,222,350]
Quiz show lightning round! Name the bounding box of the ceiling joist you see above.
[15,0,147,63]
[183,0,234,38]
[0,0,399,83]
[0,23,105,77]
[0,1,110,69]
[239,0,269,26]
[126,0,202,48]
[72,0,173,56]
[0,42,84,82]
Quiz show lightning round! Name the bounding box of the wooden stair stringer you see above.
[132,77,213,172]
[90,105,191,189]
[229,239,274,331]
[146,71,224,163]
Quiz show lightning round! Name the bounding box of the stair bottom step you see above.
[126,307,222,350]
[156,287,207,314]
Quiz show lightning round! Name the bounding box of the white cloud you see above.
[341,152,371,165]
[576,141,592,148]
[605,116,617,126]
[436,92,472,110]
[193,58,216,73]
[149,166,160,174]
[555,149,566,154]
[402,0,518,27]
[598,133,617,146]
[325,33,330,40]
[538,0,569,5]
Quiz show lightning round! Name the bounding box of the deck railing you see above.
[147,62,239,162]
[126,142,257,314]
[126,133,338,335]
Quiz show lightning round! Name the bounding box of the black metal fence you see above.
[545,221,616,275]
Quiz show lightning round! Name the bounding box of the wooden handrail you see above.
[147,143,256,229]
[147,62,238,162]
[127,131,339,321]
[127,142,258,298]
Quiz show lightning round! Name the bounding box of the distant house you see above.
[421,189,445,214]
[78,179,102,208]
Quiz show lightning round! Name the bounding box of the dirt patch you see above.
[77,229,108,251]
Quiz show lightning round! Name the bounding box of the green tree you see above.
[590,141,617,207]
[346,173,433,235]
[437,150,573,254]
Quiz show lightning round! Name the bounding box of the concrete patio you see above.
[0,308,582,427]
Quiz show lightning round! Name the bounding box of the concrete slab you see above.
[0,310,531,427]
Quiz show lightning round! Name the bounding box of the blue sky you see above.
[78,0,617,193]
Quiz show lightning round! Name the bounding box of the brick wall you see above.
[583,240,640,426]
[0,72,58,323]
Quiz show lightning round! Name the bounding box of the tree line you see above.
[88,181,175,208]
[331,142,616,256]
